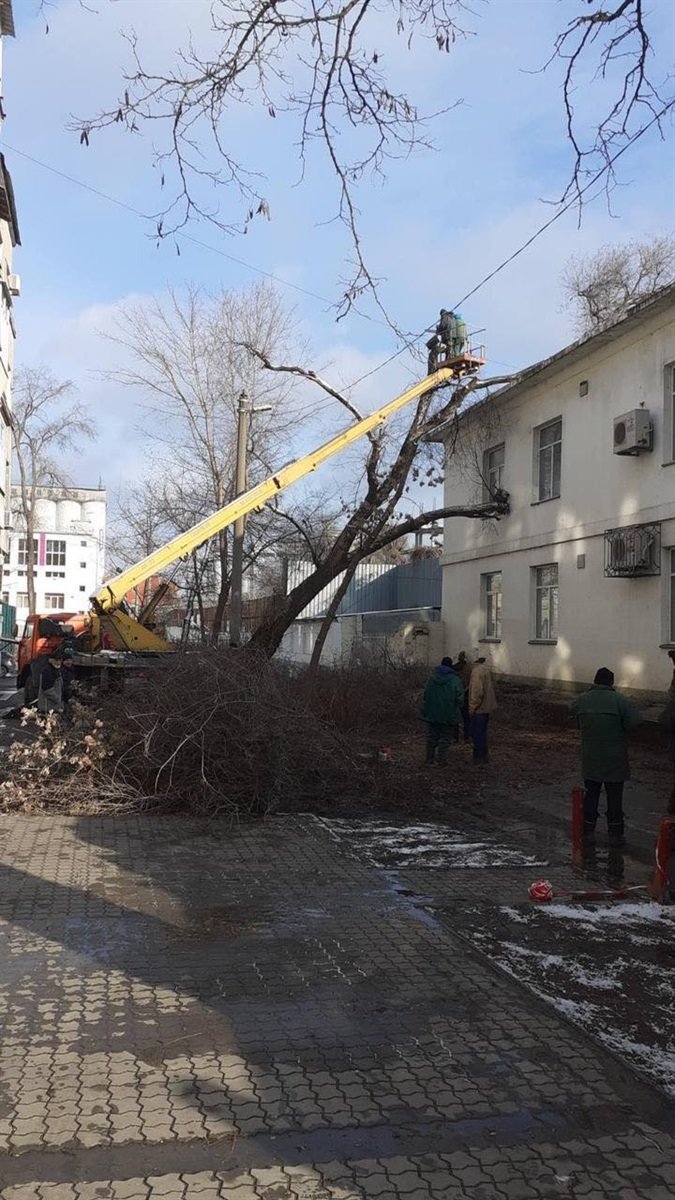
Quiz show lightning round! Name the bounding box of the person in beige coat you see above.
[468,655,497,763]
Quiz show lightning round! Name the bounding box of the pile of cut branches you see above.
[0,652,417,818]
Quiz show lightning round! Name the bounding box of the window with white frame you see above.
[44,593,65,610]
[533,563,559,641]
[46,539,66,567]
[17,537,37,566]
[535,418,562,502]
[483,443,505,499]
[16,593,29,608]
[482,571,502,639]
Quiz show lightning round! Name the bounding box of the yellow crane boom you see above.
[95,364,460,614]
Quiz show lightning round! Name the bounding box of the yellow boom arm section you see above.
[94,367,455,614]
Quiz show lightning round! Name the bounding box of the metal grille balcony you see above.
[604,523,661,578]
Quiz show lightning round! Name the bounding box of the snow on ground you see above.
[465,900,675,1097]
[315,818,546,869]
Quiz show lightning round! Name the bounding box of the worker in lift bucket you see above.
[427,310,468,370]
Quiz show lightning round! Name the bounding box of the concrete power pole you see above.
[228,392,250,647]
[228,392,273,646]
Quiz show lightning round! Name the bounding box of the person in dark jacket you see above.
[455,650,472,741]
[570,667,642,846]
[421,656,464,766]
[37,653,65,714]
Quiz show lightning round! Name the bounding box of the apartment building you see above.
[433,284,675,692]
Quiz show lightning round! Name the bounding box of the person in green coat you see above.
[569,667,642,846]
[422,657,464,766]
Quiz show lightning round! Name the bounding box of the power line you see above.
[7,96,674,406]
[3,142,388,328]
[346,98,675,390]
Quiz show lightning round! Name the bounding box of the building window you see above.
[1,591,7,605]
[667,364,675,463]
[80,561,86,569]
[46,539,66,567]
[481,571,502,639]
[535,418,562,502]
[17,537,37,566]
[16,593,29,608]
[533,564,559,641]
[44,594,65,610]
[79,585,86,592]
[81,540,87,547]
[483,443,505,499]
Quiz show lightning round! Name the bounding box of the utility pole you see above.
[229,392,273,646]
[229,392,250,647]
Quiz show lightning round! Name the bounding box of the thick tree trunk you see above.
[307,561,359,675]
[209,530,229,645]
[247,500,509,660]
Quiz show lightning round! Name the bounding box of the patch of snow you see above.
[597,1030,675,1098]
[541,901,670,926]
[499,906,532,924]
[549,996,600,1022]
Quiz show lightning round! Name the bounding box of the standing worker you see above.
[451,310,468,357]
[421,656,464,766]
[37,652,65,715]
[468,653,497,763]
[570,667,642,846]
[455,650,473,741]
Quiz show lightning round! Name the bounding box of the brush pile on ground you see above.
[0,652,423,817]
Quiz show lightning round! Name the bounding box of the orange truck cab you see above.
[17,611,144,703]
[18,612,91,702]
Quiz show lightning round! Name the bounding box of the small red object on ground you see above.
[529,879,554,903]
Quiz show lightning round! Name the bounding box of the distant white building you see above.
[433,284,675,693]
[4,485,106,625]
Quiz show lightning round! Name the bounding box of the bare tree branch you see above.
[561,235,675,334]
[545,0,673,208]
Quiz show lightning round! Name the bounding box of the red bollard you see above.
[651,816,674,902]
[571,785,585,863]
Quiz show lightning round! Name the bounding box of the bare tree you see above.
[561,235,675,335]
[12,368,96,614]
[108,282,300,643]
[73,2,672,317]
[548,1,673,207]
[242,353,512,659]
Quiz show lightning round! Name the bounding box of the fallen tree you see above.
[0,653,426,818]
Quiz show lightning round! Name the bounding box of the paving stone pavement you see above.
[0,813,674,1199]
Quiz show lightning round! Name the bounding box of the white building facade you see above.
[0,1,19,568]
[437,285,675,694]
[4,486,106,625]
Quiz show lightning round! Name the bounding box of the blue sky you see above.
[5,0,675,494]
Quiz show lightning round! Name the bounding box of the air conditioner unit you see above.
[613,409,652,455]
[7,274,20,297]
